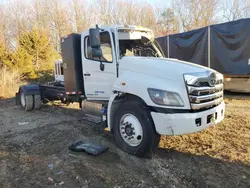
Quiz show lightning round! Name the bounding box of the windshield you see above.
[118,30,163,59]
[119,39,163,59]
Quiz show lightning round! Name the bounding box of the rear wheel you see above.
[34,95,41,109]
[20,91,34,111]
[113,100,160,157]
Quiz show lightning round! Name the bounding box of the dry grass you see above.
[0,67,24,98]
[159,98,250,165]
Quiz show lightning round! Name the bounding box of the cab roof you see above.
[94,24,153,32]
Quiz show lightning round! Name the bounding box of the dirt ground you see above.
[0,96,250,188]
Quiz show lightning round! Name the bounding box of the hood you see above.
[119,56,216,81]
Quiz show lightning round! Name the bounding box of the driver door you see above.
[82,30,117,101]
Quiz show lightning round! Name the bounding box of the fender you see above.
[16,85,41,105]
[18,85,41,96]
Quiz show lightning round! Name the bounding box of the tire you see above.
[113,100,160,157]
[34,95,41,109]
[20,91,34,111]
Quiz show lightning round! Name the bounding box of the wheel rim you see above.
[119,113,143,147]
[21,92,25,107]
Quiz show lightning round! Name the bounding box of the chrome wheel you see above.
[21,92,25,107]
[119,113,143,147]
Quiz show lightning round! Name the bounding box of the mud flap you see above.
[101,106,108,128]
[15,92,21,105]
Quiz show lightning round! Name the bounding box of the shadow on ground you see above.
[224,90,250,99]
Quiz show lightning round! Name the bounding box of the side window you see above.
[60,65,64,75]
[58,64,61,75]
[57,64,60,75]
[55,63,58,75]
[85,31,113,62]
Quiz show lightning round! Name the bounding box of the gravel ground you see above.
[0,97,249,188]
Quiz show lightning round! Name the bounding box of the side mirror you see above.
[92,48,102,58]
[89,28,102,58]
[89,28,101,48]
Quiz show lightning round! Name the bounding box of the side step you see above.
[81,100,107,128]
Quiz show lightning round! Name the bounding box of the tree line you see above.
[0,0,249,78]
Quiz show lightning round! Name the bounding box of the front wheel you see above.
[113,100,160,157]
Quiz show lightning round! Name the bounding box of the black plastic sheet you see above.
[169,27,208,67]
[210,19,250,75]
[156,36,168,57]
[69,140,108,156]
[156,18,250,75]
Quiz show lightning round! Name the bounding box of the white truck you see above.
[16,25,225,157]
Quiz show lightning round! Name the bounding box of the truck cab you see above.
[17,25,225,157]
[79,25,225,156]
[81,25,163,101]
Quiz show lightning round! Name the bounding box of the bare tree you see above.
[173,0,218,31]
[137,3,157,28]
[223,0,250,21]
[92,0,158,30]
[97,0,113,24]
[157,7,180,36]
[0,6,7,45]
[32,0,51,30]
[1,0,225,52]
[8,0,33,44]
[71,0,89,32]
[41,0,73,51]
[111,0,127,24]
[124,0,140,25]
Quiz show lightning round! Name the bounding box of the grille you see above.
[187,78,224,110]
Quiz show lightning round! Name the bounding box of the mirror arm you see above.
[99,57,105,71]
[96,24,104,32]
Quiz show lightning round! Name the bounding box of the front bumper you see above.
[151,101,225,135]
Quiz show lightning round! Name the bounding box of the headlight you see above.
[148,88,184,107]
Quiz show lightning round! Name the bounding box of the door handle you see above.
[84,73,91,76]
